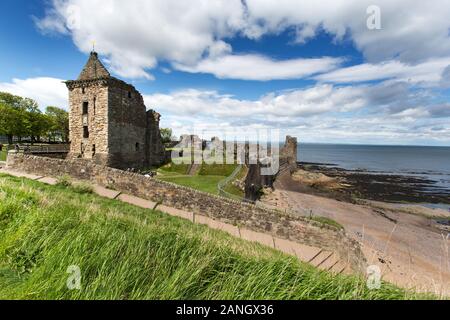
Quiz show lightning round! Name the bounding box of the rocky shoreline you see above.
[298,162,450,206]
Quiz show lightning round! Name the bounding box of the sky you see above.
[1,0,450,145]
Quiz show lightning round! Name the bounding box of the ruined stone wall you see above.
[279,135,298,167]
[6,153,367,272]
[244,136,298,199]
[107,81,147,169]
[67,80,109,164]
[146,110,166,166]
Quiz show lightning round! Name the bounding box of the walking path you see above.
[0,167,351,275]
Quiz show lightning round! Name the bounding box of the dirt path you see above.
[262,173,450,296]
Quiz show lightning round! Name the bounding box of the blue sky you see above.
[1,0,450,145]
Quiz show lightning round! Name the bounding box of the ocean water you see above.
[298,143,450,192]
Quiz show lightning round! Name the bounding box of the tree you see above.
[0,92,61,143]
[0,92,27,143]
[160,128,174,144]
[0,104,22,144]
[46,106,69,142]
[0,92,23,109]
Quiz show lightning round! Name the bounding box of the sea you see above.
[298,143,450,210]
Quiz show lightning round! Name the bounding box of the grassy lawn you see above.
[222,166,247,198]
[0,173,421,300]
[157,162,244,196]
[158,174,225,195]
[158,162,190,175]
[199,163,238,176]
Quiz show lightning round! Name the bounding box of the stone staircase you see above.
[308,250,350,274]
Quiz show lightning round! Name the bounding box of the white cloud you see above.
[243,0,450,63]
[144,84,366,121]
[292,115,450,145]
[36,0,246,79]
[0,77,67,110]
[145,83,450,144]
[315,58,450,86]
[0,76,448,144]
[173,54,343,81]
[36,0,450,80]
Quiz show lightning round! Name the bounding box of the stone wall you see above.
[146,110,166,166]
[67,79,110,163]
[6,153,367,273]
[280,135,298,166]
[107,80,148,169]
[66,51,166,170]
[244,136,298,200]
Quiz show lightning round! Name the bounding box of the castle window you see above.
[82,87,85,94]
[128,91,132,98]
[82,102,89,114]
[83,126,89,139]
[93,98,96,115]
[135,142,140,151]
[92,144,96,157]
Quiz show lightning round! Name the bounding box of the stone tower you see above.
[65,51,165,169]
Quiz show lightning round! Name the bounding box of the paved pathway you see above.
[0,167,351,275]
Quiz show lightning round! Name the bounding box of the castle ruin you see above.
[65,51,165,169]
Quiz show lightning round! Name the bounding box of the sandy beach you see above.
[261,168,450,296]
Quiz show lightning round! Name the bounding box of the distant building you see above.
[65,51,165,169]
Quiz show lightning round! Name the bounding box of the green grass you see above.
[222,182,245,197]
[159,162,190,175]
[0,146,7,162]
[0,173,424,300]
[156,162,242,196]
[199,163,238,176]
[158,175,225,195]
[221,166,247,198]
[309,216,345,231]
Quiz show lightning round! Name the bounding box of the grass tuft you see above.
[56,175,72,187]
[310,216,345,231]
[71,182,94,194]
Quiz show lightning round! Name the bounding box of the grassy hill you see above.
[0,173,422,299]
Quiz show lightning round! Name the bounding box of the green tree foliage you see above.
[160,128,174,144]
[46,106,69,142]
[23,98,48,142]
[0,93,27,144]
[0,92,68,143]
